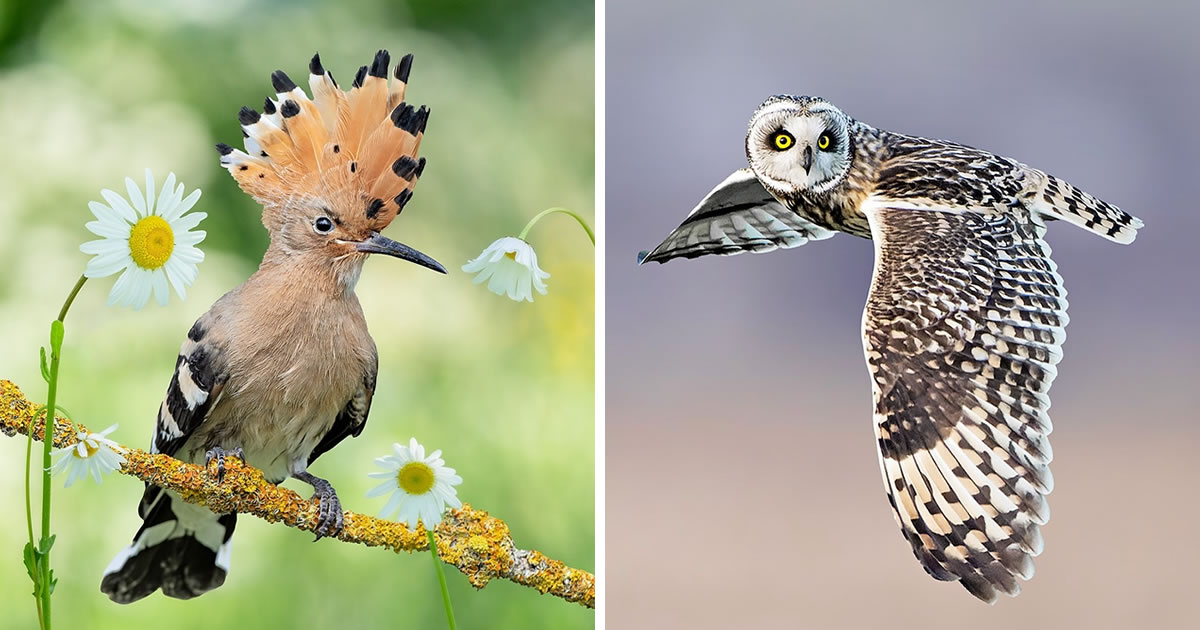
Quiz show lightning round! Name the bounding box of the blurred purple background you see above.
[606,0,1200,626]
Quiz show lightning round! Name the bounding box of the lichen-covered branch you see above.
[0,379,594,609]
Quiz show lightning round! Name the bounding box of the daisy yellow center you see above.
[128,215,174,270]
[397,462,435,495]
[73,440,99,459]
[505,251,517,261]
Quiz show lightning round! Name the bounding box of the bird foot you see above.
[294,471,344,540]
[204,446,245,483]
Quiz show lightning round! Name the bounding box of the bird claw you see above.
[205,446,245,483]
[294,471,344,540]
[311,490,344,541]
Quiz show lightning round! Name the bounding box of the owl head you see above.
[745,95,853,196]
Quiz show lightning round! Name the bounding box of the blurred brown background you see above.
[606,0,1199,627]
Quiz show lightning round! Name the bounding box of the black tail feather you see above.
[101,485,235,604]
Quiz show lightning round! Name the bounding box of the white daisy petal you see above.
[82,171,205,309]
[129,266,154,310]
[125,177,146,215]
[144,169,156,216]
[470,264,498,286]
[100,189,139,224]
[163,257,188,300]
[85,251,133,278]
[80,238,127,256]
[88,201,124,226]
[176,229,206,246]
[379,490,406,520]
[462,236,551,303]
[156,172,177,216]
[84,219,131,240]
[151,269,169,306]
[368,437,463,531]
[365,478,398,498]
[172,245,205,264]
[106,267,135,306]
[170,210,207,232]
[52,424,124,487]
[170,188,202,221]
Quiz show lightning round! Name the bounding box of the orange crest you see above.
[216,49,427,235]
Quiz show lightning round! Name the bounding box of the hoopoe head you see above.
[216,49,445,289]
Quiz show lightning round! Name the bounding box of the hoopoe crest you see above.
[216,49,443,277]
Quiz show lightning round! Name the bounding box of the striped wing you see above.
[862,200,1065,603]
[638,168,834,264]
[153,318,227,458]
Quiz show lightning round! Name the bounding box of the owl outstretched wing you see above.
[862,200,1064,603]
[638,168,834,264]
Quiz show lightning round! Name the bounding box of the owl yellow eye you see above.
[772,131,794,151]
[818,132,833,151]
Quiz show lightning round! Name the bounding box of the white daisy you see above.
[50,424,126,487]
[367,437,463,531]
[80,169,206,309]
[462,236,550,302]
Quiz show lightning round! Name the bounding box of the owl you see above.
[639,95,1143,603]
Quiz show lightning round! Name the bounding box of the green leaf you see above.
[48,569,57,594]
[39,348,50,383]
[49,320,64,353]
[22,543,41,598]
[38,535,55,554]
[22,543,36,582]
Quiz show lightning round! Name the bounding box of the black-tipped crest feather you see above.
[369,49,390,78]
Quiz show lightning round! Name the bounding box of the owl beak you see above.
[802,145,813,174]
[355,231,447,274]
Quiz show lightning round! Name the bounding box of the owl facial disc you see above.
[746,95,852,196]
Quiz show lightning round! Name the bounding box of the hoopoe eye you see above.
[313,217,335,234]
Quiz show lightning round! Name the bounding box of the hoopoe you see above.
[101,49,444,603]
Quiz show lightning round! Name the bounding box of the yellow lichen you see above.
[0,379,595,609]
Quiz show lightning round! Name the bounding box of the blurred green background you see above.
[0,0,594,628]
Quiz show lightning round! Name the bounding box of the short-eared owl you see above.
[639,95,1143,603]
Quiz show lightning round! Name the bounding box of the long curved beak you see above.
[356,231,447,274]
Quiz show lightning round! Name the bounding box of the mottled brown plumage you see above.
[641,95,1142,603]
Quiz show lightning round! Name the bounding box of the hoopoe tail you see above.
[100,485,235,603]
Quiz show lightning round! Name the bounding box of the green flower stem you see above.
[428,530,457,630]
[57,275,86,323]
[517,207,595,245]
[36,324,62,630]
[29,274,85,629]
[24,408,43,629]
